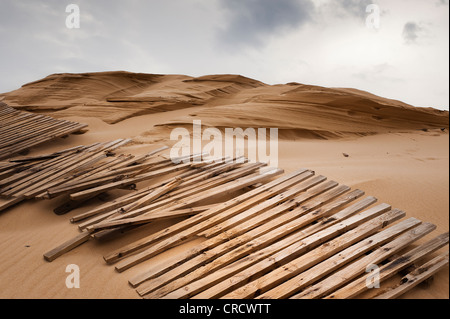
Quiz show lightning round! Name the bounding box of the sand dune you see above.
[161,82,448,140]
[0,72,264,124]
[0,72,448,299]
[1,72,447,140]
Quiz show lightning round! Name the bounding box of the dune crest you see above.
[0,71,448,139]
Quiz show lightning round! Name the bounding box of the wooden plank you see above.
[199,182,350,239]
[0,115,50,137]
[111,172,323,237]
[0,117,61,147]
[111,146,169,169]
[8,144,85,162]
[0,121,88,160]
[373,250,449,299]
[0,162,39,181]
[0,196,25,213]
[134,187,363,295]
[85,179,183,231]
[43,232,91,262]
[68,162,196,201]
[115,178,182,214]
[64,152,209,193]
[0,116,57,144]
[103,169,309,265]
[154,204,396,299]
[113,168,285,272]
[71,167,210,224]
[76,160,256,205]
[0,140,124,196]
[0,146,87,188]
[289,222,437,299]
[19,139,129,198]
[36,155,136,199]
[46,158,174,194]
[133,178,337,290]
[92,162,267,227]
[89,205,218,231]
[0,122,88,161]
[130,195,377,289]
[221,213,417,299]
[325,232,449,299]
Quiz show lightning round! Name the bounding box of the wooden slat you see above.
[11,140,129,198]
[110,173,323,238]
[43,232,91,262]
[154,204,396,299]
[289,222,436,299]
[68,162,196,201]
[0,140,121,196]
[98,162,267,223]
[373,250,449,299]
[21,140,130,198]
[0,121,88,160]
[0,196,25,213]
[85,179,183,231]
[113,168,286,272]
[134,188,364,295]
[199,182,351,239]
[70,168,203,224]
[0,104,88,160]
[35,154,136,200]
[133,178,337,291]
[0,146,87,188]
[130,195,377,289]
[325,232,449,299]
[103,168,305,265]
[82,163,266,233]
[222,213,417,299]
[90,204,218,231]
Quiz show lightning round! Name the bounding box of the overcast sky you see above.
[0,0,448,110]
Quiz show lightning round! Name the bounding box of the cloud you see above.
[352,63,403,84]
[334,0,374,18]
[216,0,315,48]
[402,21,423,44]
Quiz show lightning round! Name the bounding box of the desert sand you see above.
[0,71,448,299]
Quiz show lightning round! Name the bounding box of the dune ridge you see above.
[1,71,447,140]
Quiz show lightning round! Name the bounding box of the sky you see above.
[0,0,448,110]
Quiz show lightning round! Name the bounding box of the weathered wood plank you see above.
[100,162,267,224]
[0,196,25,213]
[85,163,265,232]
[373,250,449,299]
[70,166,206,223]
[68,161,194,201]
[135,187,363,295]
[113,168,285,272]
[130,195,377,289]
[0,139,127,197]
[289,222,436,299]
[157,204,395,299]
[222,212,416,299]
[325,232,449,299]
[43,232,91,262]
[103,169,308,265]
[135,179,340,293]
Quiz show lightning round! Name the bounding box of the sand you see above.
[0,72,448,299]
